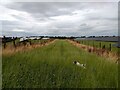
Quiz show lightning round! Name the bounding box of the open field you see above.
[75,40,118,53]
[2,39,51,49]
[2,40,118,88]
[2,39,54,55]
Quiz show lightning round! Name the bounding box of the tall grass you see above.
[76,40,118,53]
[2,40,118,88]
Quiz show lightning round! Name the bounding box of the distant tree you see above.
[81,36,86,38]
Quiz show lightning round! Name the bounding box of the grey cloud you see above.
[6,2,79,18]
[2,30,38,37]
[2,21,30,30]
[1,2,118,36]
[80,23,87,26]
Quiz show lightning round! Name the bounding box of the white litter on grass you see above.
[73,61,86,69]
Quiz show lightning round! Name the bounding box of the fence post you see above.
[23,41,26,46]
[3,36,6,49]
[109,43,111,51]
[102,45,105,49]
[99,42,101,48]
[13,37,16,48]
[93,41,94,47]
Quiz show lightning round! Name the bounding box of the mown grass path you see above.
[2,40,118,88]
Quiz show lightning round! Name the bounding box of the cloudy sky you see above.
[0,1,118,37]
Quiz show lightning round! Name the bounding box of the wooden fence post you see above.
[13,37,16,48]
[109,43,111,51]
[3,36,6,49]
[102,45,105,49]
[99,42,101,48]
[23,41,26,46]
[93,41,94,47]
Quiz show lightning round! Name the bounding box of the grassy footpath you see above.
[2,40,118,88]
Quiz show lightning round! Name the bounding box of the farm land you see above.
[1,37,119,88]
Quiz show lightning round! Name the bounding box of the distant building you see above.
[42,38,50,40]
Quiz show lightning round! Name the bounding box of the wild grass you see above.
[69,40,118,62]
[2,39,54,55]
[2,39,50,49]
[2,40,118,88]
[76,40,118,53]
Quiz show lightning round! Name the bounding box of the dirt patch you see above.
[68,40,118,63]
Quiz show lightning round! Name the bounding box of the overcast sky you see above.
[0,1,118,37]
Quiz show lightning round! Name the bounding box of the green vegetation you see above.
[2,40,118,88]
[2,39,50,48]
[76,40,118,53]
[30,39,50,44]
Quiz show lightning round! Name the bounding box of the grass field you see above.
[2,39,50,48]
[75,40,118,53]
[2,40,118,88]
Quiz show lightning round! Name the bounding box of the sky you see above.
[0,0,118,37]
